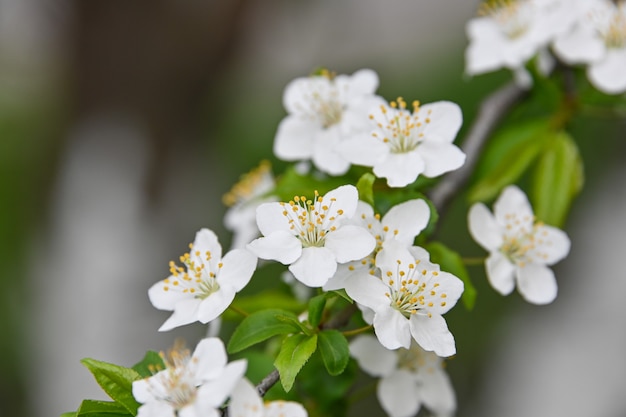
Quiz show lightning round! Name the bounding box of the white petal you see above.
[382,199,430,244]
[420,369,457,415]
[322,184,359,219]
[493,185,534,231]
[419,101,463,143]
[423,271,464,315]
[132,378,158,404]
[373,307,411,350]
[158,298,202,331]
[311,128,350,175]
[465,19,508,74]
[375,241,415,273]
[325,225,376,263]
[255,202,292,236]
[344,274,390,308]
[273,117,316,160]
[378,370,421,417]
[136,402,176,417]
[350,334,397,377]
[468,203,503,251]
[264,401,308,417]
[192,229,222,265]
[179,404,217,417]
[588,49,626,94]
[229,378,264,417]
[247,232,302,264]
[531,225,571,265]
[217,249,257,292]
[197,286,236,323]
[347,68,379,95]
[192,338,228,382]
[197,359,247,408]
[336,135,389,166]
[409,314,456,357]
[516,263,558,305]
[374,152,425,188]
[485,252,516,296]
[288,246,337,287]
[553,25,605,64]
[148,278,191,311]
[418,141,466,178]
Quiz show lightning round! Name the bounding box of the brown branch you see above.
[256,369,281,397]
[428,82,527,216]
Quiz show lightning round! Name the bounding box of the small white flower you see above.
[247,185,376,288]
[345,242,464,357]
[274,68,385,175]
[323,199,431,291]
[337,98,465,188]
[468,185,571,304]
[223,161,277,249]
[466,0,581,76]
[230,378,308,417]
[350,335,456,417]
[553,0,626,94]
[132,338,247,417]
[149,228,257,331]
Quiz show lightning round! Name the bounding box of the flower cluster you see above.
[466,0,626,93]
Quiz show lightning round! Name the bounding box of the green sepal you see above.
[425,242,477,310]
[76,400,133,417]
[227,309,303,354]
[308,293,327,328]
[318,330,350,376]
[531,130,583,227]
[275,333,318,392]
[80,359,141,416]
[356,172,376,206]
[131,351,165,378]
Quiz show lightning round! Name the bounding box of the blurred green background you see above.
[1,1,624,417]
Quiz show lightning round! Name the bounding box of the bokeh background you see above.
[1,1,624,416]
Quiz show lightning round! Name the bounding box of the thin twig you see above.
[428,82,527,216]
[257,369,281,397]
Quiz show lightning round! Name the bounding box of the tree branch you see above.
[428,82,527,216]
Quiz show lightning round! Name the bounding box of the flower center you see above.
[383,259,448,318]
[499,212,551,267]
[163,246,223,299]
[371,98,430,155]
[479,0,530,39]
[280,192,343,247]
[396,344,440,374]
[601,9,626,49]
[293,71,345,129]
[222,160,273,207]
[149,341,199,411]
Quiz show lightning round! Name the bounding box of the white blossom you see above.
[274,68,385,175]
[229,378,308,417]
[149,228,257,331]
[350,335,456,417]
[132,338,247,417]
[338,98,465,188]
[345,242,464,357]
[247,185,376,288]
[468,185,571,304]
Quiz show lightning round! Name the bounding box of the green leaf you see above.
[275,333,318,392]
[425,242,477,310]
[318,330,350,376]
[60,413,78,417]
[308,293,327,328]
[80,359,141,415]
[228,309,303,354]
[222,289,305,320]
[532,131,584,227]
[76,400,133,417]
[356,173,376,206]
[469,119,550,203]
[131,351,165,378]
[273,166,346,202]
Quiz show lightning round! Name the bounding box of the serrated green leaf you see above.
[532,131,584,227]
[318,330,350,376]
[275,333,318,392]
[356,173,376,206]
[469,120,550,203]
[80,359,141,416]
[76,400,132,417]
[308,294,327,328]
[425,242,476,310]
[131,351,165,378]
[228,309,303,354]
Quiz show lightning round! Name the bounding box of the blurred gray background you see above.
[0,1,624,416]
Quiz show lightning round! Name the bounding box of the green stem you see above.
[342,325,373,337]
[228,304,249,318]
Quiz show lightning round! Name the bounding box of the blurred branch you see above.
[428,82,527,216]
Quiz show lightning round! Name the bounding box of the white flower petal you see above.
[344,274,390,309]
[192,338,227,382]
[230,379,264,417]
[409,314,456,357]
[192,229,223,266]
[485,252,516,296]
[493,185,534,231]
[382,199,430,244]
[418,141,466,178]
[264,401,308,417]
[255,202,292,236]
[247,232,302,264]
[346,68,379,95]
[197,359,247,408]
[588,49,626,94]
[322,184,359,219]
[375,241,416,273]
[325,225,376,263]
[288,246,337,287]
[148,278,191,311]
[516,263,558,305]
[311,128,351,175]
[337,135,389,166]
[133,378,159,404]
[136,402,176,417]
[273,117,316,160]
[373,307,411,350]
[374,152,425,188]
[419,101,463,143]
[217,249,257,292]
[378,370,421,417]
[419,368,457,415]
[468,203,504,251]
[158,298,202,331]
[423,271,464,315]
[553,24,605,64]
[349,334,398,377]
[197,286,236,324]
[531,224,571,265]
